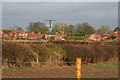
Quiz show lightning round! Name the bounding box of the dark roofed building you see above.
[46,32,56,35]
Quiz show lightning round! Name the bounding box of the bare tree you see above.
[98,25,112,33]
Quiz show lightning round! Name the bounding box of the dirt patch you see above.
[2,66,118,78]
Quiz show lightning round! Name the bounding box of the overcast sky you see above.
[2,2,118,30]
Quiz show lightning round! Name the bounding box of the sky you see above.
[1,0,119,2]
[2,2,118,30]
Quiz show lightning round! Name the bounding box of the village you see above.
[0,24,120,42]
[2,2,119,79]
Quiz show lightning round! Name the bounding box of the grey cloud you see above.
[2,2,118,30]
[0,2,2,29]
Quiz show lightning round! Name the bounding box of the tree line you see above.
[3,22,120,36]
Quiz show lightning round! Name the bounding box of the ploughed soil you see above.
[2,66,118,78]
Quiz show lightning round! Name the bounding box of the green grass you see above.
[2,62,119,72]
[82,62,119,67]
[64,36,86,40]
[2,67,34,72]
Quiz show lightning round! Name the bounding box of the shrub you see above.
[50,36,55,41]
[2,41,35,67]
[2,41,118,68]
[109,36,117,39]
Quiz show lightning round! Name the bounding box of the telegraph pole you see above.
[45,19,56,28]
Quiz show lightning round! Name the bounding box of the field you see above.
[2,63,119,78]
[2,41,119,79]
[64,36,86,40]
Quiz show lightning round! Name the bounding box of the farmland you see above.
[2,41,119,79]
[2,64,118,78]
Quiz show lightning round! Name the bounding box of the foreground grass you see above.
[3,39,48,42]
[82,62,119,67]
[2,62,119,72]
[2,67,34,72]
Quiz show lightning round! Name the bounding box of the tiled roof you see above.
[115,33,120,37]
[89,34,101,39]
[0,30,3,34]
[114,36,120,40]
[28,32,38,37]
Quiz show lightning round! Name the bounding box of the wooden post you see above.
[76,58,81,80]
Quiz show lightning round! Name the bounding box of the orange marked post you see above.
[76,58,81,80]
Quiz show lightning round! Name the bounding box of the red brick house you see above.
[37,32,45,40]
[18,31,28,39]
[27,32,43,40]
[27,32,38,40]
[45,32,56,40]
[101,33,113,40]
[5,31,28,40]
[114,33,120,41]
[0,30,4,38]
[89,34,101,41]
[85,35,90,38]
[2,30,66,40]
[8,31,18,40]
[114,33,120,37]
[114,37,120,41]
[3,30,44,40]
[3,30,28,40]
[45,32,66,40]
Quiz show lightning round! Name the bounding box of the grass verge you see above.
[2,62,119,72]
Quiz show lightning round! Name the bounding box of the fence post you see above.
[76,58,81,80]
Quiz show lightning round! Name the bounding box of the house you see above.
[45,32,56,40]
[101,33,113,40]
[6,31,28,40]
[2,30,66,40]
[0,30,4,38]
[3,30,28,40]
[114,33,120,41]
[8,31,18,40]
[45,32,66,40]
[18,31,28,39]
[114,36,120,41]
[85,35,90,38]
[3,30,45,40]
[114,33,120,37]
[89,34,101,41]
[28,32,38,40]
[3,34,9,39]
[55,32,64,40]
[27,32,43,40]
[37,32,45,40]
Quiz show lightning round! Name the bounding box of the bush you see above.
[109,36,117,39]
[2,41,35,67]
[2,41,118,68]
[50,36,55,41]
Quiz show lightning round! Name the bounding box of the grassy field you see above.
[64,36,86,40]
[2,63,119,78]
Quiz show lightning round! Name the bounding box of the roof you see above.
[115,33,120,37]
[91,34,101,37]
[28,32,38,37]
[89,34,101,39]
[0,30,3,34]
[114,37,120,40]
